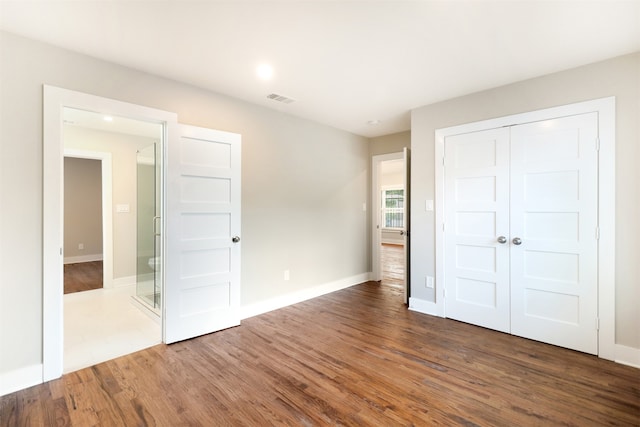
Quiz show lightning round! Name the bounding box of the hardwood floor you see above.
[2,281,638,426]
[64,261,103,294]
[381,243,404,288]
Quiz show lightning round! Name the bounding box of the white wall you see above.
[0,31,370,383]
[410,52,640,350]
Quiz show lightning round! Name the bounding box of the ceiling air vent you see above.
[266,93,295,104]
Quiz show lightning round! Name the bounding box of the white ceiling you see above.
[1,1,639,138]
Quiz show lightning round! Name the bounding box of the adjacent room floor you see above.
[64,285,161,373]
[64,261,103,294]
[380,243,404,289]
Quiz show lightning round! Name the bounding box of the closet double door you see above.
[444,113,599,354]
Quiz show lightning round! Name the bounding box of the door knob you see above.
[497,236,507,244]
[232,236,241,243]
[512,237,522,245]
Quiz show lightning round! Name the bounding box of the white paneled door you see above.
[444,127,511,333]
[444,113,599,354]
[164,124,241,344]
[510,114,598,354]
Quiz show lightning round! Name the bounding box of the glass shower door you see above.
[136,143,161,310]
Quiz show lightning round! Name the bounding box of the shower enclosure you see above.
[136,143,161,311]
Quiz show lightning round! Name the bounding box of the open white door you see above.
[402,147,411,304]
[164,124,241,344]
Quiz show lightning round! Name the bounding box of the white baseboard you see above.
[408,297,444,317]
[63,254,103,264]
[112,275,136,288]
[240,272,371,320]
[615,344,640,369]
[0,364,42,397]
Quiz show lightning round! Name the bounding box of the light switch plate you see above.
[425,200,434,211]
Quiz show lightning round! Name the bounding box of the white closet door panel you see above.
[444,128,511,333]
[510,113,598,354]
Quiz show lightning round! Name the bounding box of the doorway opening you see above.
[60,106,164,373]
[63,156,104,294]
[372,152,409,301]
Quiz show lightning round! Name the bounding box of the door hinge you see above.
[443,288,447,298]
[595,317,600,331]
[595,227,600,240]
[442,156,446,166]
[442,222,446,231]
[595,137,600,151]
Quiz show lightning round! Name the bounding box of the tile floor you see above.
[64,285,162,373]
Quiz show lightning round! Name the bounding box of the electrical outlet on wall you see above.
[78,243,84,250]
[284,270,290,281]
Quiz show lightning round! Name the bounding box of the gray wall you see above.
[411,52,640,349]
[370,131,410,157]
[0,31,370,377]
[64,126,158,280]
[64,157,102,260]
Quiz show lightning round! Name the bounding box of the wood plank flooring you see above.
[64,261,103,294]
[2,281,638,426]
[381,243,404,289]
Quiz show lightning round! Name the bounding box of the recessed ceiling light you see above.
[103,116,113,122]
[367,119,381,126]
[256,64,273,80]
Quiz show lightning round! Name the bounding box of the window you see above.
[382,188,404,229]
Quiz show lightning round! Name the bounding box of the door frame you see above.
[43,85,177,381]
[371,152,404,282]
[434,97,615,360]
[63,149,113,289]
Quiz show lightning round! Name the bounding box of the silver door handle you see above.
[512,237,522,245]
[497,236,507,244]
[232,236,241,243]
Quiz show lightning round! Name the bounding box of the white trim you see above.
[112,275,137,288]
[240,273,371,320]
[596,98,616,361]
[43,85,177,383]
[408,297,444,317]
[64,149,114,288]
[371,152,403,281]
[0,364,42,397]
[434,97,616,360]
[63,254,103,264]
[615,344,640,369]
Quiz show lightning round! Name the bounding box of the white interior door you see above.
[164,124,241,344]
[402,147,411,304]
[444,128,511,333]
[510,113,598,354]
